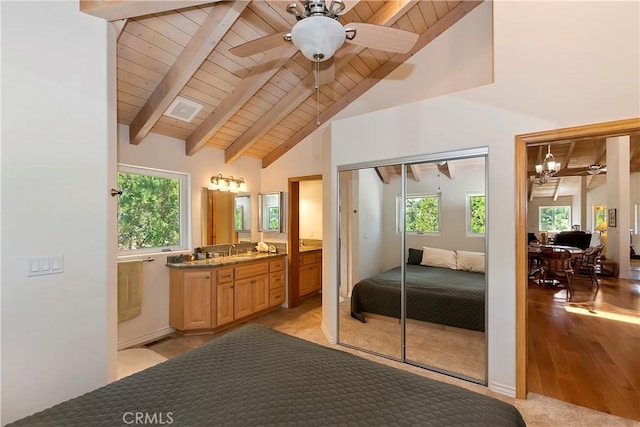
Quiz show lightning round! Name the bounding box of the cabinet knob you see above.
[205,275,210,279]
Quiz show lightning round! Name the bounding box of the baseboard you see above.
[118,326,175,350]
[320,321,336,344]
[489,381,516,398]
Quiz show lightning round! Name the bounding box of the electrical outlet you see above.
[27,256,64,277]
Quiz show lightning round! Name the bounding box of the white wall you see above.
[1,2,115,423]
[323,0,639,397]
[117,125,262,348]
[299,180,323,240]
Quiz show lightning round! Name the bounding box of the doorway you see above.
[288,175,323,308]
[515,118,640,417]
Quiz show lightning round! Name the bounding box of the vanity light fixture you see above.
[209,174,247,193]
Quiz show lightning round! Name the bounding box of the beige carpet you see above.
[117,348,167,380]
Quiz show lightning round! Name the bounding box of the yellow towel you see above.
[118,261,143,322]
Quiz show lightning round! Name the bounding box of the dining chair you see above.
[573,245,604,291]
[539,247,574,300]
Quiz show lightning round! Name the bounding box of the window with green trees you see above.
[539,206,571,232]
[405,194,440,233]
[117,165,190,254]
[467,193,486,235]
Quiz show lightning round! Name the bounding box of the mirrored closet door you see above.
[337,152,487,383]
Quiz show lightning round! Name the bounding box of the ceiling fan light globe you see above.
[291,16,346,62]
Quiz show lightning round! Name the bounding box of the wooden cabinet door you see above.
[183,271,211,329]
[253,275,270,312]
[216,282,234,326]
[234,278,253,319]
[308,263,322,293]
[299,265,311,296]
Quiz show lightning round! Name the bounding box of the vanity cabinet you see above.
[169,255,285,334]
[269,257,285,307]
[216,267,234,326]
[169,269,212,330]
[299,249,322,297]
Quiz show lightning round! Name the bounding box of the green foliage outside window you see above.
[539,206,570,232]
[469,195,486,234]
[118,172,181,251]
[405,196,439,233]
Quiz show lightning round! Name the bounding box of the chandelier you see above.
[533,145,561,185]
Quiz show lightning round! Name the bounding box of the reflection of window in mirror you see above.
[259,192,283,232]
[234,195,251,232]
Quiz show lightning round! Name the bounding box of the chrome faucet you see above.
[229,244,236,257]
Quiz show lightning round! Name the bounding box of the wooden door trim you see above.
[287,174,322,308]
[515,117,640,399]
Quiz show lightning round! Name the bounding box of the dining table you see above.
[527,244,584,282]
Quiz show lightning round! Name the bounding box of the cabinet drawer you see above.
[216,267,233,283]
[269,271,284,290]
[300,252,319,266]
[235,261,269,280]
[269,257,284,272]
[270,287,285,307]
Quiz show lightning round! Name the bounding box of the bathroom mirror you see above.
[337,153,487,384]
[258,192,284,232]
[201,189,251,245]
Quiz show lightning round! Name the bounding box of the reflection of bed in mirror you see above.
[350,249,485,332]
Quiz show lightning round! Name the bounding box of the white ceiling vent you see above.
[163,96,204,123]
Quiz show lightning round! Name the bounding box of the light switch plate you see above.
[27,256,64,277]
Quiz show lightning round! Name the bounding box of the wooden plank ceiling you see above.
[101,0,483,168]
[526,136,640,200]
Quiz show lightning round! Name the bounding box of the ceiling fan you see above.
[229,0,419,83]
[577,164,607,175]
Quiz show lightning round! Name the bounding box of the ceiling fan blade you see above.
[344,23,418,53]
[229,32,290,57]
[315,58,336,85]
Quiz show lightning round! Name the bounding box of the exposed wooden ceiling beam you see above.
[262,0,483,167]
[226,0,419,164]
[376,166,392,184]
[553,179,561,201]
[594,138,606,164]
[185,44,298,155]
[129,1,248,146]
[562,141,575,169]
[409,165,422,182]
[80,0,221,21]
[184,0,299,156]
[110,19,128,41]
[437,162,454,180]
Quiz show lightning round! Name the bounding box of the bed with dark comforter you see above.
[351,264,485,332]
[10,325,524,426]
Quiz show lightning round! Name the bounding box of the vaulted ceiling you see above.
[80,0,483,168]
[526,136,640,200]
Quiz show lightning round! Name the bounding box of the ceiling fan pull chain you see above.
[315,60,321,126]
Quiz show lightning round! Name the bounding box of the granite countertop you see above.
[299,246,322,253]
[166,252,285,269]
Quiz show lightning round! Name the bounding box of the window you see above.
[593,204,607,231]
[467,193,486,235]
[404,194,440,234]
[539,206,571,232]
[118,165,190,255]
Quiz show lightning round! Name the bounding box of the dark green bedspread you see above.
[9,325,524,426]
[351,264,486,331]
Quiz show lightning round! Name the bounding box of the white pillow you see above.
[456,250,485,273]
[421,247,457,270]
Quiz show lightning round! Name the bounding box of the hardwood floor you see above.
[527,270,640,421]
